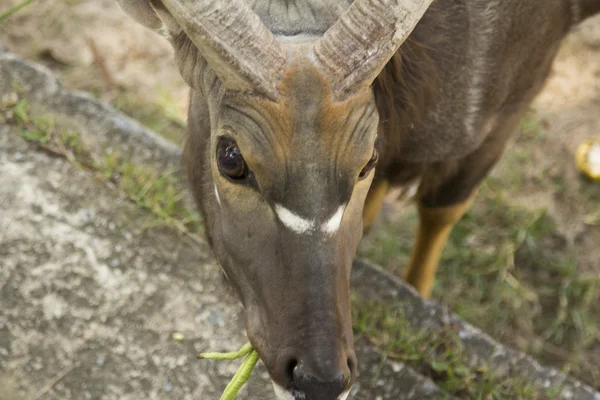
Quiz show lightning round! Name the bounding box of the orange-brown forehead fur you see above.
[247,52,377,169]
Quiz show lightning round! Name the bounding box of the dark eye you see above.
[217,138,247,180]
[359,148,378,180]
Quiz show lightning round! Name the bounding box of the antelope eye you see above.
[217,138,247,180]
[359,148,378,180]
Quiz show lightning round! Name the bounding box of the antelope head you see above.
[117,1,433,398]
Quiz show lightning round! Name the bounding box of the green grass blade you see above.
[219,350,260,400]
[0,0,36,22]
[199,342,254,361]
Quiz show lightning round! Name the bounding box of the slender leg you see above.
[362,179,390,232]
[403,192,476,298]
[401,111,524,298]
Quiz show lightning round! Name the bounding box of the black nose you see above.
[278,349,356,400]
[293,366,349,399]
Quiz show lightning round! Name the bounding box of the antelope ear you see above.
[116,0,163,30]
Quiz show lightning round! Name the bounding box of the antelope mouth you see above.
[272,382,352,400]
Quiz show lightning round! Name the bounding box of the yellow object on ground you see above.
[576,139,600,181]
[199,342,259,400]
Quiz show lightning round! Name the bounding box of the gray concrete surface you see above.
[1,46,599,400]
[0,123,444,400]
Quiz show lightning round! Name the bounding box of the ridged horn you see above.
[159,0,286,100]
[314,0,434,99]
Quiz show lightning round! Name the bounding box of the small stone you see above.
[81,209,94,224]
[390,361,403,373]
[1,92,18,107]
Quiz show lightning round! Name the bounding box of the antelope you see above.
[117,1,600,399]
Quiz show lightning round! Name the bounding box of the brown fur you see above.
[373,5,447,143]
[371,2,453,195]
[371,0,596,207]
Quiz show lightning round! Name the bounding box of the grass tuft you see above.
[100,152,202,235]
[4,95,202,238]
[0,0,36,23]
[352,295,552,398]
[359,121,600,389]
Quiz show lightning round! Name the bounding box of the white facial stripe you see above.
[338,389,351,400]
[214,184,221,206]
[274,205,315,234]
[322,205,346,235]
[272,382,295,400]
[274,204,347,235]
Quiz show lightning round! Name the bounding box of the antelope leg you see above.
[362,179,390,232]
[404,192,476,299]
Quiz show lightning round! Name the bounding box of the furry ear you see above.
[116,0,162,30]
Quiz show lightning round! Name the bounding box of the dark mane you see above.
[373,3,448,160]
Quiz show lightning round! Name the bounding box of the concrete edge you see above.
[0,49,182,170]
[351,261,600,399]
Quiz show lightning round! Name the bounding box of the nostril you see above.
[347,356,355,376]
[289,353,354,397]
[285,358,298,384]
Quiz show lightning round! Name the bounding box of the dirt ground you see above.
[0,0,189,143]
[1,0,599,393]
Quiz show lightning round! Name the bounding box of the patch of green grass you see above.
[0,0,36,23]
[12,98,30,122]
[352,296,552,399]
[580,178,600,225]
[6,95,202,237]
[359,112,600,389]
[442,188,600,384]
[360,181,600,389]
[359,209,417,276]
[519,112,547,140]
[100,152,202,234]
[10,99,94,167]
[19,127,49,143]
